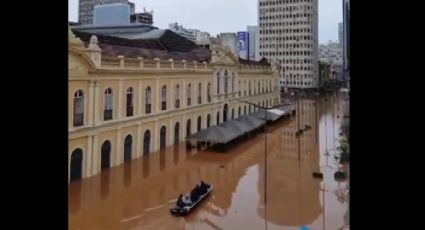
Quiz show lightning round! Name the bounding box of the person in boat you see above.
[199,180,210,193]
[190,185,202,202]
[176,193,193,207]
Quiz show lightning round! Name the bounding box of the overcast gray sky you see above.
[69,0,342,44]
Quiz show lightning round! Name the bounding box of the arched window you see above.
[70,148,83,182]
[73,90,84,127]
[104,88,113,121]
[101,140,111,170]
[126,87,134,117]
[217,72,220,94]
[160,126,166,150]
[186,119,191,137]
[216,112,220,125]
[143,130,151,155]
[187,83,192,106]
[145,86,152,114]
[198,83,202,104]
[175,84,180,108]
[197,116,202,132]
[161,85,167,111]
[223,104,228,122]
[207,82,211,102]
[124,135,132,162]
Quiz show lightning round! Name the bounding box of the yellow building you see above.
[68,27,280,183]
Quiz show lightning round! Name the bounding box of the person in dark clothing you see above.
[199,180,210,193]
[190,185,202,202]
[176,194,186,207]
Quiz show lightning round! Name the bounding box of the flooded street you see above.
[69,91,349,230]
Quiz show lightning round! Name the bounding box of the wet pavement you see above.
[69,91,349,230]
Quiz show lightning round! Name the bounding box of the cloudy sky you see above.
[69,0,342,44]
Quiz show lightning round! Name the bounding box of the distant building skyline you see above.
[69,0,342,43]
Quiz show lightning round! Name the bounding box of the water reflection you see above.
[69,92,349,230]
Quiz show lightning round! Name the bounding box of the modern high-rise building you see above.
[247,26,260,61]
[338,22,343,46]
[258,0,319,89]
[79,0,133,25]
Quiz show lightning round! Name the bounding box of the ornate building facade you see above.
[68,28,280,183]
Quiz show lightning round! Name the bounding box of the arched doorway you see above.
[223,104,228,122]
[174,122,180,144]
[101,140,111,170]
[186,119,191,137]
[216,112,220,125]
[207,114,211,127]
[160,126,166,150]
[70,148,83,182]
[197,116,202,132]
[124,135,132,163]
[231,108,234,119]
[143,130,151,155]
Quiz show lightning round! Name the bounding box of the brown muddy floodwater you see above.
[69,92,350,230]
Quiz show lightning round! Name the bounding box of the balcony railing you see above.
[145,104,152,114]
[73,114,84,127]
[126,106,134,117]
[103,109,113,121]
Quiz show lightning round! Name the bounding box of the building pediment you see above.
[69,48,96,77]
[210,43,239,65]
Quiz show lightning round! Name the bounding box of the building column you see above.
[138,81,143,116]
[93,80,100,125]
[182,79,187,108]
[92,133,99,176]
[86,135,93,178]
[170,80,174,110]
[117,80,124,119]
[87,80,95,126]
[153,122,159,153]
[136,124,142,159]
[115,128,122,166]
[155,79,160,113]
[169,117,174,146]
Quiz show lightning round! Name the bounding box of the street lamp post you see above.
[237,100,283,230]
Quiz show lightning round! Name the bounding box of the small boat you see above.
[170,181,213,216]
[312,171,323,179]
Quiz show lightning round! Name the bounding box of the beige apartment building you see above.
[68,27,280,183]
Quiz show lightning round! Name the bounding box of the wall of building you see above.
[68,37,280,183]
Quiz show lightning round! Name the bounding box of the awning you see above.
[187,114,265,143]
[187,126,241,144]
